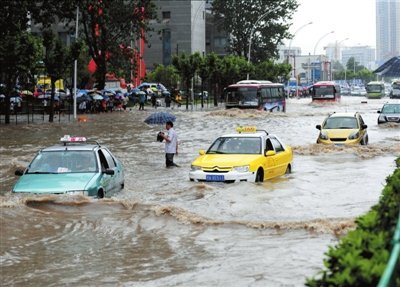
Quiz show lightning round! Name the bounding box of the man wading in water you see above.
[159,121,179,168]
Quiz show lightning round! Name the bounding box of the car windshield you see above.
[26,150,97,174]
[207,137,261,154]
[382,104,400,114]
[323,117,359,129]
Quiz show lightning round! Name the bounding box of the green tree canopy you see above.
[212,0,298,62]
[32,0,158,90]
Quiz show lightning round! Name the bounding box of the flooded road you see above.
[1,96,399,286]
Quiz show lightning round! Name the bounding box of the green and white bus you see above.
[366,81,385,99]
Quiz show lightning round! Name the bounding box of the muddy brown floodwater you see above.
[1,97,399,286]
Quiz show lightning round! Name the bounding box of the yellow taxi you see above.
[189,126,293,183]
[316,112,368,145]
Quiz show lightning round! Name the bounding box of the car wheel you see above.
[285,164,291,174]
[97,189,105,199]
[361,135,368,145]
[255,169,264,182]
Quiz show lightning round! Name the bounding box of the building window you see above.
[162,11,171,19]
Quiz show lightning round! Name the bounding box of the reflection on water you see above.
[1,97,399,286]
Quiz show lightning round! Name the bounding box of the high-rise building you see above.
[341,46,376,70]
[376,0,400,63]
[144,0,206,69]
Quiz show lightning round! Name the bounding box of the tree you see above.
[31,1,158,90]
[172,52,202,110]
[346,57,365,73]
[212,0,298,62]
[42,30,74,122]
[253,60,291,82]
[70,0,158,89]
[0,1,44,124]
[145,65,179,90]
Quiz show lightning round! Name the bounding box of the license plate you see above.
[206,175,224,182]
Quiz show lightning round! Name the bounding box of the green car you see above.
[12,136,125,198]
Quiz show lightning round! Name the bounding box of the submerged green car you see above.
[12,136,125,198]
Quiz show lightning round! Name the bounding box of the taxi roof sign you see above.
[60,135,87,143]
[236,126,257,133]
[236,126,269,135]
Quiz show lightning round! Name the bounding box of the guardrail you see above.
[377,211,400,287]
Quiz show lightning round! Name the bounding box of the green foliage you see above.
[212,0,298,62]
[306,159,400,287]
[145,65,179,89]
[253,60,291,82]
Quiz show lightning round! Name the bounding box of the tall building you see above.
[342,46,376,70]
[376,0,400,63]
[144,0,206,69]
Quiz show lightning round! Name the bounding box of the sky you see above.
[286,0,376,55]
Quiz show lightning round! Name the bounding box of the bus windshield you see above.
[226,87,257,102]
[366,84,384,92]
[225,87,258,107]
[314,86,335,98]
[224,82,286,112]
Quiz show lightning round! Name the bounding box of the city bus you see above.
[309,81,341,103]
[224,80,286,112]
[365,81,385,99]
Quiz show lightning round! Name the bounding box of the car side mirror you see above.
[15,169,24,176]
[104,168,115,175]
[316,124,321,130]
[265,150,276,157]
[362,124,368,129]
[199,149,205,155]
[377,110,381,113]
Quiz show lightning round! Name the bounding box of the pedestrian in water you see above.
[139,92,146,110]
[159,121,179,168]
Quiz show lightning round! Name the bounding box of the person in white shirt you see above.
[160,121,179,167]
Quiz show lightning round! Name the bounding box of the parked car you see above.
[12,135,125,198]
[377,103,400,124]
[189,126,293,183]
[137,82,171,97]
[316,112,368,145]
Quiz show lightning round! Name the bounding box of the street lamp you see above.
[247,7,280,80]
[287,21,312,97]
[288,21,313,75]
[73,6,79,120]
[312,31,334,83]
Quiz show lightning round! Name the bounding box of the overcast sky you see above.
[286,0,376,55]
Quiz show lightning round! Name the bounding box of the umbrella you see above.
[103,89,116,96]
[77,89,88,96]
[77,94,92,103]
[144,111,176,125]
[10,96,22,103]
[373,56,400,77]
[21,90,33,96]
[92,94,103,100]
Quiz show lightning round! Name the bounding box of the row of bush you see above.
[306,158,400,287]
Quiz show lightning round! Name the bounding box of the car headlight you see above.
[66,190,88,196]
[319,131,329,140]
[348,131,360,140]
[191,165,202,171]
[233,165,249,173]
